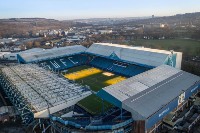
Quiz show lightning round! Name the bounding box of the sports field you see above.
[63,65,126,115]
[130,39,200,56]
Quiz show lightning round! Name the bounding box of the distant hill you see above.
[122,12,200,26]
[0,18,59,23]
[0,18,73,38]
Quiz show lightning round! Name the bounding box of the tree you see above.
[33,41,41,47]
[25,41,33,49]
[0,44,4,48]
[7,42,15,47]
[195,47,200,56]
[191,30,200,40]
[117,36,125,43]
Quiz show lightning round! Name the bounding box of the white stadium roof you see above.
[98,65,200,120]
[86,43,182,68]
[18,45,86,63]
[18,43,182,69]
[102,65,181,102]
[1,64,91,118]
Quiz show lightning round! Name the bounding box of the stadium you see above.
[0,43,200,133]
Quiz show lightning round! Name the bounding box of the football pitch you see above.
[63,65,126,115]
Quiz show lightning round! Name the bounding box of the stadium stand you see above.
[39,54,88,71]
[90,56,113,70]
[89,56,149,77]
[97,65,200,133]
[86,43,182,69]
[0,64,91,125]
[17,45,86,63]
[49,106,133,132]
[13,44,200,133]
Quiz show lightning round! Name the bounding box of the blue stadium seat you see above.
[40,54,149,76]
[39,54,89,71]
[89,56,149,77]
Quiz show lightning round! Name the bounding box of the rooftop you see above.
[18,45,86,63]
[1,64,91,117]
[86,43,181,67]
[98,65,200,120]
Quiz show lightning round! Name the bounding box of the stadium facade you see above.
[0,43,199,133]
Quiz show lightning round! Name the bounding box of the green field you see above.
[129,39,200,56]
[63,65,126,115]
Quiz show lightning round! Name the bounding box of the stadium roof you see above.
[21,48,44,53]
[97,65,200,120]
[1,64,91,118]
[18,45,86,63]
[86,43,181,67]
[4,48,44,57]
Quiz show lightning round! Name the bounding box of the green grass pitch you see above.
[63,65,123,115]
